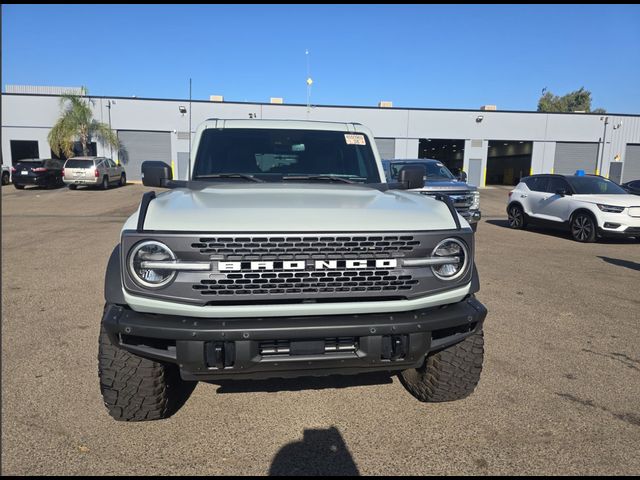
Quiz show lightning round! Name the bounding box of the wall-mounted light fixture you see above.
[476,115,484,123]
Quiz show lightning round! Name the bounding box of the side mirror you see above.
[556,189,569,197]
[141,161,172,187]
[457,171,468,182]
[398,165,425,190]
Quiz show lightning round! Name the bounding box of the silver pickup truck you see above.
[383,159,481,230]
[99,119,487,421]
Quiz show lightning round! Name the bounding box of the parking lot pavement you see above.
[2,183,639,475]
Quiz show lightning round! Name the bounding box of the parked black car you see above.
[12,158,65,189]
[621,180,640,195]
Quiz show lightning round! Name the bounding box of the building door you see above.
[622,144,640,183]
[418,138,465,173]
[468,158,482,188]
[374,138,396,160]
[486,141,532,185]
[117,131,171,181]
[553,142,598,175]
[177,152,189,180]
[609,162,623,184]
[10,140,39,164]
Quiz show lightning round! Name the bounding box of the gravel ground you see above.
[2,182,639,475]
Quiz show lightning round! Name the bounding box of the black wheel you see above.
[1,172,9,185]
[571,212,597,243]
[98,318,195,421]
[507,204,526,229]
[400,329,484,402]
[13,183,25,190]
[119,173,126,187]
[68,184,77,190]
[101,176,109,190]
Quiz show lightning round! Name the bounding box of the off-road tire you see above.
[68,184,77,190]
[13,183,25,190]
[119,173,126,187]
[1,172,9,185]
[400,329,484,402]
[98,322,195,421]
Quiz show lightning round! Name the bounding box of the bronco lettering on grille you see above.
[218,259,398,272]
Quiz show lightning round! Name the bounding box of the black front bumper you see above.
[103,296,487,381]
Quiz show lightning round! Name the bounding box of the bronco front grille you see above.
[191,235,420,260]
[121,230,474,305]
[193,270,419,297]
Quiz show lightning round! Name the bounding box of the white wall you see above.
[3,94,640,179]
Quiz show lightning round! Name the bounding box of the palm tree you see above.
[48,88,119,158]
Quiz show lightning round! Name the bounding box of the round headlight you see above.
[128,241,176,288]
[431,238,468,281]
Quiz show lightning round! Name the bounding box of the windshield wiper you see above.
[195,173,265,183]
[282,175,366,184]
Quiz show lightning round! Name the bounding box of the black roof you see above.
[524,173,608,180]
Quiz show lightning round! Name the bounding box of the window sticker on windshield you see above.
[344,134,366,145]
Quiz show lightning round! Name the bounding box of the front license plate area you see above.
[289,340,326,356]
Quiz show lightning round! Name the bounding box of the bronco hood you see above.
[129,183,461,232]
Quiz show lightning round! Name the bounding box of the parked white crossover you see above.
[507,174,640,242]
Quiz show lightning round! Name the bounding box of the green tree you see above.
[537,87,605,113]
[48,88,119,158]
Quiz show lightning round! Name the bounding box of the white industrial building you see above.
[2,86,639,186]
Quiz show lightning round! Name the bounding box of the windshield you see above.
[387,161,455,181]
[192,128,380,183]
[567,176,628,195]
[16,159,44,166]
[16,159,43,164]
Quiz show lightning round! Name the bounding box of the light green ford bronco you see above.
[99,119,487,421]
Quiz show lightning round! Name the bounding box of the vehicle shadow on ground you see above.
[211,372,394,394]
[484,219,637,244]
[14,185,66,191]
[269,426,360,476]
[598,256,640,271]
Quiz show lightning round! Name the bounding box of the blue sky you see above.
[2,4,640,113]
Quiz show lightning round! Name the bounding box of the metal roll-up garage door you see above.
[375,138,396,160]
[553,142,598,175]
[117,130,172,181]
[622,144,640,182]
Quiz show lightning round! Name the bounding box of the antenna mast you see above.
[188,78,192,180]
[306,49,313,117]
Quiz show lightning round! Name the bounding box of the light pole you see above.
[106,100,115,159]
[596,116,609,176]
[189,78,192,180]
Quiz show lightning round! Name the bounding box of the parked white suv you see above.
[507,174,640,242]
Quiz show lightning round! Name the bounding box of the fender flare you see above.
[104,245,125,305]
[470,263,480,294]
